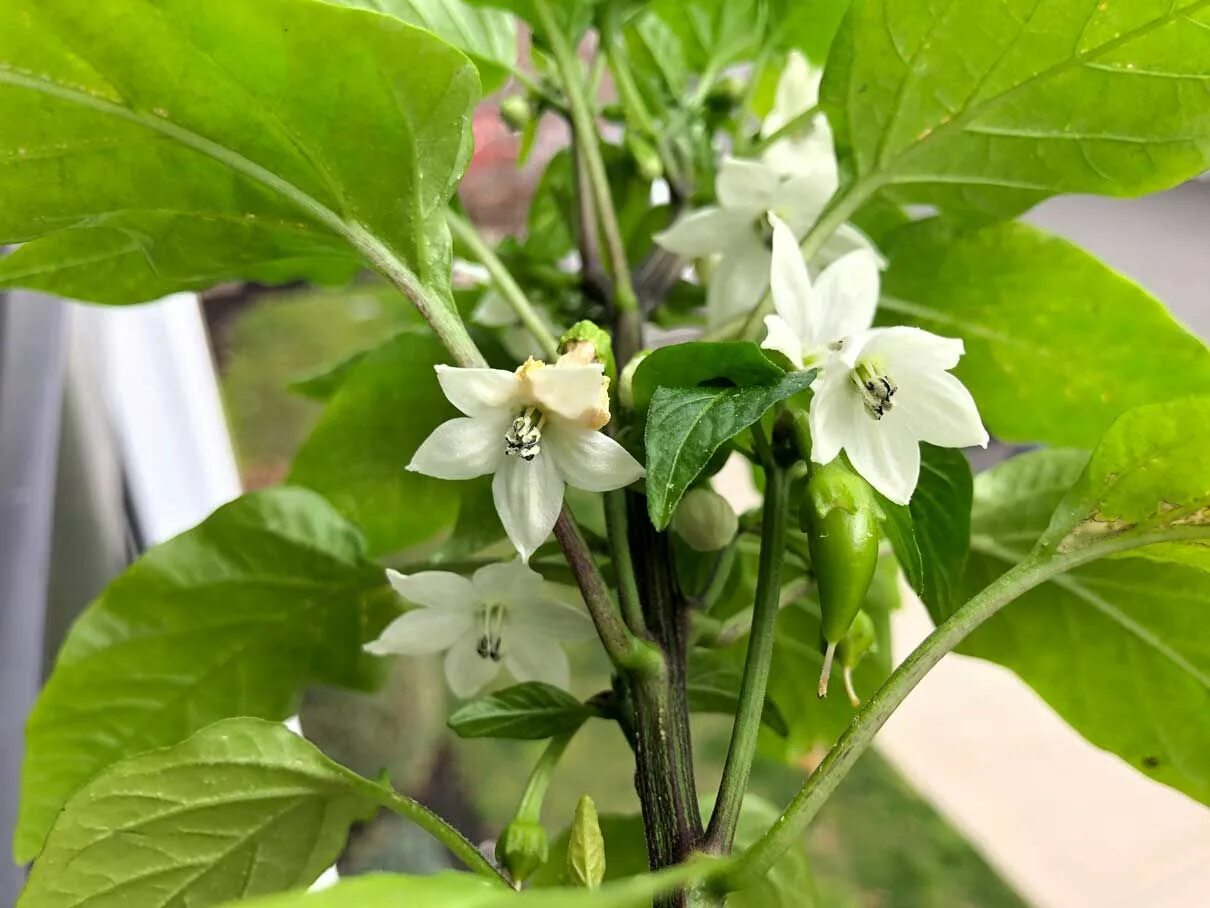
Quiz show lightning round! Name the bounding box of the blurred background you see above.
[3,80,1210,908]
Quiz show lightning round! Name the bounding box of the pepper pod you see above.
[837,609,878,707]
[803,457,880,699]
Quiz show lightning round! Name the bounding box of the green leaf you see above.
[0,0,477,303]
[767,0,852,62]
[466,0,597,40]
[18,719,386,907]
[289,349,374,401]
[686,652,789,736]
[432,476,508,563]
[644,369,817,529]
[1040,397,1210,567]
[880,445,973,618]
[825,0,1210,219]
[630,341,787,412]
[289,331,461,556]
[13,489,385,864]
[447,683,593,740]
[326,0,518,92]
[957,445,1210,805]
[567,796,606,889]
[880,220,1210,446]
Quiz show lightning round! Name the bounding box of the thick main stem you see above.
[703,464,789,853]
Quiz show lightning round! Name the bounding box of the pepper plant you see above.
[6,0,1210,906]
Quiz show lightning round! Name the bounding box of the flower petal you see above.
[436,365,521,417]
[408,415,509,480]
[493,452,565,562]
[844,409,921,505]
[809,364,862,466]
[764,51,820,135]
[364,607,474,656]
[761,314,804,369]
[717,157,780,211]
[864,326,965,372]
[894,370,990,450]
[386,569,477,610]
[816,223,886,271]
[812,250,881,344]
[444,633,500,697]
[706,242,772,328]
[528,363,606,423]
[773,154,838,231]
[511,598,597,641]
[472,560,544,607]
[503,631,571,691]
[655,207,751,258]
[769,213,815,343]
[544,425,644,493]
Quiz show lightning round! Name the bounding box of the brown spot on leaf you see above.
[1142,756,1160,769]
[1058,513,1134,553]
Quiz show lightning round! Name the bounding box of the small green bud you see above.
[805,458,880,699]
[626,132,664,182]
[618,350,649,411]
[559,320,617,382]
[496,819,548,885]
[672,487,738,552]
[567,796,606,889]
[499,94,535,132]
[838,610,878,707]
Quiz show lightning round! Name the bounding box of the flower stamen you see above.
[477,603,506,662]
[852,362,897,420]
[504,407,544,461]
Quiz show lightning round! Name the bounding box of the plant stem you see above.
[533,0,638,315]
[553,509,661,676]
[605,489,648,637]
[514,733,574,821]
[703,464,789,853]
[446,209,559,359]
[730,524,1210,886]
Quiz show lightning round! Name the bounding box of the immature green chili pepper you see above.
[804,457,880,699]
[837,609,878,708]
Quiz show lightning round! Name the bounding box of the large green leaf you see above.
[956,443,1210,805]
[630,341,787,412]
[644,369,817,529]
[879,445,973,619]
[328,0,517,92]
[18,719,386,908]
[825,0,1210,219]
[13,489,386,864]
[880,220,1210,447]
[0,0,477,303]
[288,331,461,556]
[447,682,594,740]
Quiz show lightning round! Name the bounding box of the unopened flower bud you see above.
[626,132,663,182]
[618,350,649,411]
[567,796,605,889]
[499,94,535,132]
[496,818,548,885]
[672,487,738,552]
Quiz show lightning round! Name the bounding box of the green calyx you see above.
[496,819,549,885]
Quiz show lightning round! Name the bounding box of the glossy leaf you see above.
[958,446,1210,804]
[644,369,817,529]
[630,341,787,412]
[447,683,593,740]
[826,0,1210,218]
[18,719,384,908]
[328,0,518,92]
[466,0,597,39]
[879,445,973,618]
[289,331,461,556]
[881,220,1210,446]
[13,489,385,863]
[0,0,476,303]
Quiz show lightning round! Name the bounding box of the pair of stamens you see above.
[504,407,544,461]
[475,603,507,662]
[853,363,897,420]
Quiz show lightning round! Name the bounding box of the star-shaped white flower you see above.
[365,562,595,697]
[760,51,834,180]
[409,356,644,560]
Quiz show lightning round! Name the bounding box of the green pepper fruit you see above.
[837,610,878,707]
[804,457,880,699]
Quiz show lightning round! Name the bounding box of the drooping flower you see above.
[365,561,595,697]
[408,355,644,560]
[760,213,988,504]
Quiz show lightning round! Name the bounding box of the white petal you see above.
[717,157,780,211]
[773,152,838,230]
[894,370,990,450]
[492,452,565,562]
[816,223,886,271]
[812,250,881,344]
[503,631,571,691]
[435,365,521,417]
[761,314,804,369]
[408,415,508,480]
[765,51,820,134]
[864,326,965,373]
[769,213,815,343]
[706,242,772,328]
[809,365,862,466]
[528,363,606,423]
[844,410,921,506]
[386,569,478,610]
[471,560,544,607]
[544,425,644,493]
[444,632,500,697]
[511,598,597,641]
[364,608,475,656]
[655,207,751,258]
